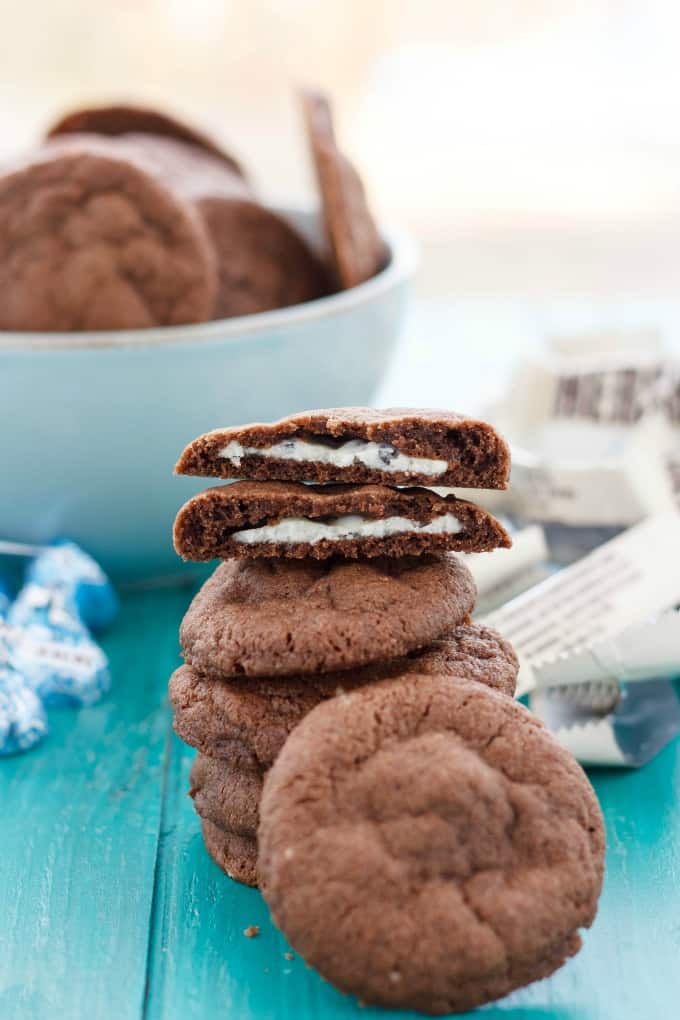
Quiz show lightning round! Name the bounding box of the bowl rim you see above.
[0,220,417,354]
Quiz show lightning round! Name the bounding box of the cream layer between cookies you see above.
[219,437,448,476]
[232,512,464,545]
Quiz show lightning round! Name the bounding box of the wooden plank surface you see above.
[148,707,680,1019]
[1,585,680,1018]
[0,586,188,1020]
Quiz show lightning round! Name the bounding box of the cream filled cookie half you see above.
[173,481,511,562]
[175,407,511,489]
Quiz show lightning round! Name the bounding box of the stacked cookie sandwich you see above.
[170,407,515,881]
[170,407,605,1011]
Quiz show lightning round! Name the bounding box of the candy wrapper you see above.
[21,539,118,632]
[7,586,111,709]
[482,512,680,766]
[0,580,48,755]
[463,523,551,614]
[484,331,680,528]
[0,664,48,756]
[0,541,116,753]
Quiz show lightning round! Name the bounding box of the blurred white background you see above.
[2,0,680,301]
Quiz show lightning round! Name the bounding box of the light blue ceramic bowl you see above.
[0,210,416,582]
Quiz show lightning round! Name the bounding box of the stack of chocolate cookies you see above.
[170,407,514,881]
[169,407,605,1012]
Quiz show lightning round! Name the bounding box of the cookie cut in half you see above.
[170,623,518,768]
[258,674,605,1015]
[180,554,476,679]
[173,481,511,562]
[175,407,511,489]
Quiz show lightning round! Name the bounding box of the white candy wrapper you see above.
[481,512,680,766]
[536,612,680,689]
[489,333,680,526]
[462,524,551,614]
[505,416,677,526]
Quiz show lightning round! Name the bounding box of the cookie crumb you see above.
[283,847,295,861]
[389,970,402,984]
[284,951,294,960]
[243,925,260,938]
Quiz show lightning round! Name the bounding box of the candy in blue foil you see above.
[0,652,48,755]
[7,584,111,708]
[23,540,118,631]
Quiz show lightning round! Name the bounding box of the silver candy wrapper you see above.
[530,679,680,768]
[481,512,680,766]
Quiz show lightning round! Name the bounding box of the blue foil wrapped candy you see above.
[0,542,116,751]
[7,584,111,708]
[0,584,48,755]
[0,663,48,756]
[21,540,118,632]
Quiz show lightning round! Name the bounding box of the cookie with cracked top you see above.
[0,139,218,331]
[170,623,519,768]
[301,88,385,289]
[47,102,246,177]
[173,481,511,562]
[190,753,260,837]
[180,554,476,679]
[201,818,258,888]
[112,133,329,320]
[175,406,511,489]
[258,674,605,1014]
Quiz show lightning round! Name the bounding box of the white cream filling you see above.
[219,437,448,476]
[232,512,464,545]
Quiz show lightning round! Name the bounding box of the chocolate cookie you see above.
[173,481,511,561]
[258,675,605,1014]
[175,407,511,489]
[190,753,260,837]
[180,554,476,679]
[0,139,217,331]
[47,102,246,177]
[170,624,519,768]
[120,134,329,318]
[301,88,385,289]
[201,818,258,888]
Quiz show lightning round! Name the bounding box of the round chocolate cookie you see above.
[180,555,476,679]
[258,675,605,1014]
[0,139,218,331]
[190,753,260,836]
[114,134,329,319]
[173,481,511,562]
[47,102,246,177]
[171,623,518,769]
[201,818,258,888]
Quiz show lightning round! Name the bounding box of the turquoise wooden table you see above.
[3,298,680,1018]
[1,582,679,1020]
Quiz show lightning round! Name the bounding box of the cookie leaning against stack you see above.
[170,406,604,1013]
